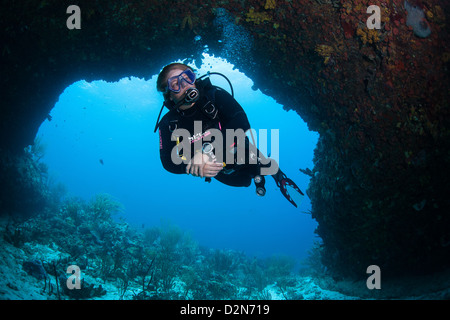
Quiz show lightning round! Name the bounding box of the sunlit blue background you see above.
[37,54,319,263]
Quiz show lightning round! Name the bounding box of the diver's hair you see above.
[156,63,195,93]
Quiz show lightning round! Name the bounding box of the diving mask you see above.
[167,69,196,93]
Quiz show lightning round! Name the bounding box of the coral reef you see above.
[0,146,449,300]
[1,0,449,280]
[2,201,449,300]
[0,139,51,217]
[23,260,47,280]
[0,193,355,300]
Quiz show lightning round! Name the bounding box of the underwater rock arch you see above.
[1,0,449,279]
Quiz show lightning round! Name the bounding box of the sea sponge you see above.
[245,8,272,25]
[315,44,334,64]
[404,1,431,38]
[264,0,276,10]
[356,28,380,45]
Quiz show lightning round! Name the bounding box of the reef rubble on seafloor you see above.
[1,203,450,300]
[0,208,356,301]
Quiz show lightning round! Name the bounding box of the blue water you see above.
[37,54,319,263]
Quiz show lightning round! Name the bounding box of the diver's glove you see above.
[272,169,304,208]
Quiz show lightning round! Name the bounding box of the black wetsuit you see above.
[158,87,260,187]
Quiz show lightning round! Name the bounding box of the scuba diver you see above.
[154,62,304,208]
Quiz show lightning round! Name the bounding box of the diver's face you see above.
[166,68,196,104]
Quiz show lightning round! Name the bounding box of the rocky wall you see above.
[1,0,449,278]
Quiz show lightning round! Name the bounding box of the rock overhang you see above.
[1,0,449,278]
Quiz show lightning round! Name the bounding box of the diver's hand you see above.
[186,153,209,177]
[186,153,223,178]
[202,161,224,178]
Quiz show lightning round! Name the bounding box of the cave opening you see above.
[35,53,320,263]
[0,0,448,299]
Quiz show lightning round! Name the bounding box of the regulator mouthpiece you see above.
[173,87,200,112]
[184,88,199,104]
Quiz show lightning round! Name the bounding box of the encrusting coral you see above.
[264,0,276,10]
[356,27,380,45]
[245,8,272,24]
